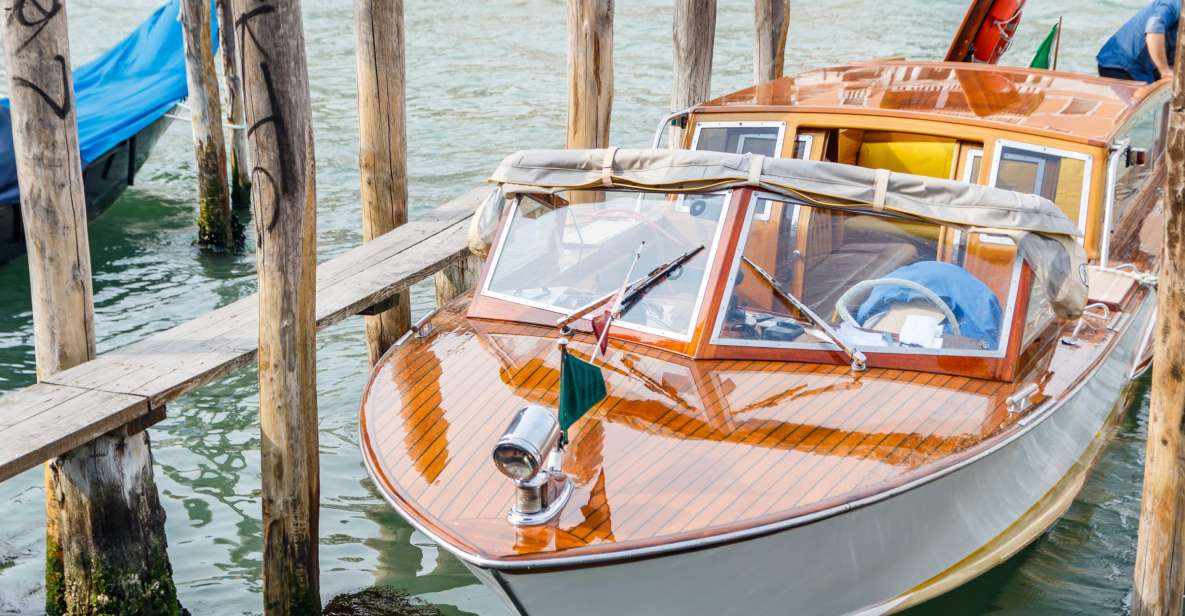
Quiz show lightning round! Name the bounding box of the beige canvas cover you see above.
[477,148,1088,318]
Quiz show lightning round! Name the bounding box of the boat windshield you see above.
[484,190,728,338]
[712,193,1021,356]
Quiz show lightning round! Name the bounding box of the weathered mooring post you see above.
[354,0,412,365]
[435,254,483,306]
[217,0,252,208]
[181,0,235,249]
[1132,48,1185,616]
[671,0,715,146]
[2,1,178,614]
[567,0,614,148]
[754,0,790,83]
[232,0,321,612]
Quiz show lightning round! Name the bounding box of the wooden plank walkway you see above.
[0,187,489,482]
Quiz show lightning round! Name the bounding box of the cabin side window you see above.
[990,141,1091,232]
[692,122,786,157]
[1110,97,1166,229]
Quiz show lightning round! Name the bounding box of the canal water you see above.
[0,1,1157,613]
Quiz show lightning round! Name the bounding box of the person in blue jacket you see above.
[1097,0,1180,82]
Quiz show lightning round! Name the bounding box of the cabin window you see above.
[711,193,1020,357]
[962,149,983,183]
[793,135,813,159]
[692,122,785,157]
[483,190,729,340]
[990,141,1091,232]
[1109,96,1166,230]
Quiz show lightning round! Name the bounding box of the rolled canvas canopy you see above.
[483,148,1088,318]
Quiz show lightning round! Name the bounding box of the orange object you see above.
[945,0,1026,64]
[971,0,1026,63]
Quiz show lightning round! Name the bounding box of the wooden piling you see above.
[434,254,483,306]
[181,0,234,249]
[671,0,715,147]
[2,1,177,613]
[232,0,321,612]
[567,0,614,149]
[217,0,252,209]
[1132,54,1185,616]
[754,0,790,84]
[355,0,412,366]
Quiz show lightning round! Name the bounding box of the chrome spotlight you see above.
[492,405,573,525]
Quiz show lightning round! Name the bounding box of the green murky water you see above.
[0,1,1158,613]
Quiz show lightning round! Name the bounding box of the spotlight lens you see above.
[493,445,537,481]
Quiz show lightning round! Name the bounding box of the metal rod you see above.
[742,256,867,372]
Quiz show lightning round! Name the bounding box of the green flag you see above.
[1030,22,1059,70]
[559,349,607,438]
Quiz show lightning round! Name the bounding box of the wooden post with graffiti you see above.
[1131,43,1185,616]
[217,0,252,208]
[231,0,321,612]
[671,0,715,147]
[355,0,412,366]
[754,0,790,84]
[566,0,614,149]
[181,0,235,249]
[2,0,179,613]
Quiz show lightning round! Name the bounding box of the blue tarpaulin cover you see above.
[855,261,1004,348]
[0,0,207,204]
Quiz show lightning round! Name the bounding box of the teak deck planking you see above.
[0,188,489,483]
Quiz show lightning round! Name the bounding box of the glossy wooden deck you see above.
[698,61,1166,146]
[359,294,1132,564]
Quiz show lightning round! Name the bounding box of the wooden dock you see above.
[0,187,487,483]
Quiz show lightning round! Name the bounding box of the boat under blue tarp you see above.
[0,0,215,263]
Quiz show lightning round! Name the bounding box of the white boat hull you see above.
[460,295,1153,616]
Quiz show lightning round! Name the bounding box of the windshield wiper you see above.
[617,245,704,317]
[741,256,867,373]
[555,244,704,330]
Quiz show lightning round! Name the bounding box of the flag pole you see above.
[595,241,645,359]
[557,336,570,447]
[1053,16,1062,71]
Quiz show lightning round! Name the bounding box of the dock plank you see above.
[0,187,488,483]
[0,384,149,481]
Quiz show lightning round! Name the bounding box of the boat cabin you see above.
[461,61,1167,383]
[473,186,1037,380]
[672,61,1168,266]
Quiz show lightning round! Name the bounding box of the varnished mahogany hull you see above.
[364,294,1152,616]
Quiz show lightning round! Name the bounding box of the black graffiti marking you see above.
[234,4,274,63]
[246,62,294,208]
[250,166,282,232]
[12,55,70,119]
[12,0,61,54]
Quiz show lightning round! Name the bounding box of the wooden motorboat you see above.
[360,61,1166,615]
